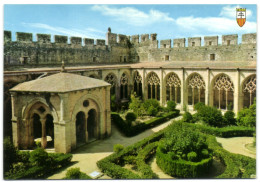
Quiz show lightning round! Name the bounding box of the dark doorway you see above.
[87,109,97,141]
[46,114,54,148]
[76,112,86,144]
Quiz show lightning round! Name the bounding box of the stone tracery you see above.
[120,73,128,99]
[243,75,256,107]
[187,73,205,106]
[105,73,117,95]
[166,73,181,103]
[147,72,160,100]
[133,71,142,97]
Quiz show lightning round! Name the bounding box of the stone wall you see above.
[3,30,257,66]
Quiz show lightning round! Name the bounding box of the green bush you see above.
[64,167,91,179]
[187,151,198,162]
[125,112,137,126]
[129,93,146,116]
[194,102,205,111]
[196,105,223,127]
[166,101,176,111]
[29,147,49,166]
[201,149,209,158]
[237,99,256,127]
[144,99,160,116]
[111,110,180,137]
[182,111,193,123]
[223,111,237,126]
[114,144,124,153]
[4,137,18,173]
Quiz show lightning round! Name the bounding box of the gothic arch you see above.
[165,72,181,103]
[120,72,129,99]
[242,74,256,108]
[133,71,142,98]
[186,73,206,106]
[146,72,160,100]
[104,72,118,96]
[211,73,234,110]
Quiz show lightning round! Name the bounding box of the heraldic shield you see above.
[236,8,246,27]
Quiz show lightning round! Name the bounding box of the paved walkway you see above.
[216,137,256,159]
[48,116,182,179]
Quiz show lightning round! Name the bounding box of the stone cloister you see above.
[100,67,256,113]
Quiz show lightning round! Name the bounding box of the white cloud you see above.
[176,16,256,35]
[21,23,105,39]
[91,5,174,26]
[220,5,252,19]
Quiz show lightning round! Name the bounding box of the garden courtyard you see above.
[47,115,255,179]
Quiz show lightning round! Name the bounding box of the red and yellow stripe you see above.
[237,18,246,27]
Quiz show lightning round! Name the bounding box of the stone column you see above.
[10,92,19,147]
[57,93,71,153]
[234,69,240,114]
[181,68,185,111]
[205,67,210,106]
[142,68,147,100]
[106,86,111,136]
[85,114,89,142]
[40,118,47,148]
[160,68,165,105]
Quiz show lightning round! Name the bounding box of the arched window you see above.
[187,73,205,106]
[120,73,128,99]
[166,73,181,103]
[104,73,117,96]
[133,71,142,98]
[243,75,256,108]
[213,74,234,110]
[147,72,160,100]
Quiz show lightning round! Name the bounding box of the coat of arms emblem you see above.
[236,8,246,27]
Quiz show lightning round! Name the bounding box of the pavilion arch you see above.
[104,72,118,96]
[70,94,102,148]
[211,73,234,110]
[164,72,181,104]
[241,74,256,108]
[146,72,160,100]
[133,71,143,98]
[186,72,206,106]
[24,101,55,149]
[120,71,130,99]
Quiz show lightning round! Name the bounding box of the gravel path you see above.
[216,137,255,159]
[47,116,182,179]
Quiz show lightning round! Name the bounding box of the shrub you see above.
[194,102,205,111]
[125,112,137,126]
[4,137,17,173]
[182,111,193,123]
[64,167,91,179]
[166,101,176,111]
[111,94,117,112]
[29,147,49,166]
[113,144,124,153]
[201,149,209,158]
[237,99,256,127]
[187,151,198,162]
[223,111,236,126]
[129,93,146,116]
[143,99,160,116]
[196,105,223,127]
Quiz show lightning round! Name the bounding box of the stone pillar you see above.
[142,69,147,100]
[234,69,240,114]
[57,93,71,153]
[10,92,19,147]
[181,68,185,111]
[85,114,89,142]
[160,68,166,106]
[205,68,210,106]
[40,118,47,148]
[106,86,111,136]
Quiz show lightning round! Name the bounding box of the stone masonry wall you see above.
[3,30,256,66]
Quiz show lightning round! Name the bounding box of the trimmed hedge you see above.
[136,142,159,179]
[156,146,212,178]
[111,110,180,137]
[5,153,72,179]
[184,123,255,137]
[206,135,256,178]
[97,130,165,179]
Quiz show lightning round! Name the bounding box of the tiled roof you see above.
[10,72,110,93]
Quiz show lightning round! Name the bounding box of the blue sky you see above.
[4,4,257,44]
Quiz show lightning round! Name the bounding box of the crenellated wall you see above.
[3,29,257,67]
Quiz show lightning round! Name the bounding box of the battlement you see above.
[4,30,107,47]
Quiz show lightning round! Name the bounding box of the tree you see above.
[166,101,176,111]
[129,93,146,116]
[237,98,256,127]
